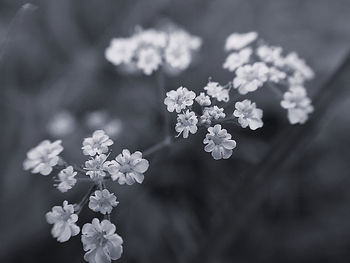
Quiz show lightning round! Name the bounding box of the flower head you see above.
[204,81,229,102]
[165,42,191,71]
[136,47,162,75]
[46,200,80,243]
[195,92,211,106]
[134,29,167,48]
[268,67,286,83]
[164,86,196,113]
[23,140,63,176]
[56,166,77,193]
[106,149,149,185]
[284,52,314,80]
[89,189,119,215]
[200,106,226,125]
[47,111,76,138]
[203,124,237,160]
[175,110,198,138]
[256,45,284,67]
[223,47,252,72]
[225,32,258,51]
[82,218,123,263]
[288,72,305,86]
[233,62,269,94]
[105,38,137,66]
[84,154,108,181]
[103,118,123,139]
[233,100,263,130]
[281,86,314,124]
[82,130,113,157]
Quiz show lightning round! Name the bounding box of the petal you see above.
[204,141,215,152]
[211,147,222,160]
[95,247,110,263]
[133,159,149,173]
[107,239,123,260]
[222,140,237,150]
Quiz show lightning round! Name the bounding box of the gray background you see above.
[1,0,350,262]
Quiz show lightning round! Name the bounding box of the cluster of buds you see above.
[105,26,202,75]
[23,130,149,263]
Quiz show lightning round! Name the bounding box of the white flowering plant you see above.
[23,29,315,262]
[163,31,315,161]
[105,26,202,76]
[23,129,151,263]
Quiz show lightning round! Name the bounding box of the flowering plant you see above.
[24,130,149,263]
[23,29,314,262]
[105,26,201,76]
[164,31,314,160]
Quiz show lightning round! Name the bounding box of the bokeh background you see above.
[1,0,350,262]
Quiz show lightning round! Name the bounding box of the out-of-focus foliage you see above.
[1,0,350,262]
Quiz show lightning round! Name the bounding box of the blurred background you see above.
[1,0,350,262]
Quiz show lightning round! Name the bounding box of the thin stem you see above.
[104,213,111,221]
[75,184,97,215]
[0,4,37,62]
[143,136,172,158]
[266,82,283,97]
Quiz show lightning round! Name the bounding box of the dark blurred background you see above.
[1,0,350,262]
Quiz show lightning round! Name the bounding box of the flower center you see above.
[119,163,132,173]
[212,135,224,145]
[96,232,108,247]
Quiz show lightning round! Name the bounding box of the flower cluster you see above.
[24,28,316,263]
[105,27,202,75]
[223,32,314,124]
[164,79,267,159]
[23,129,149,263]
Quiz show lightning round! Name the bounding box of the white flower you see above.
[56,166,77,193]
[200,106,226,125]
[46,200,80,243]
[82,130,113,157]
[281,86,314,124]
[268,67,286,83]
[134,29,167,48]
[256,45,284,66]
[106,149,149,185]
[223,47,252,72]
[288,72,305,86]
[47,111,76,138]
[85,110,109,130]
[23,140,63,176]
[204,81,229,102]
[105,38,137,66]
[233,62,269,94]
[175,110,198,138]
[89,189,119,215]
[82,218,123,263]
[168,30,202,51]
[225,31,258,51]
[84,154,108,181]
[164,86,196,113]
[233,100,263,130]
[203,124,237,160]
[165,42,191,71]
[103,118,123,139]
[284,52,314,80]
[136,47,162,75]
[195,92,211,106]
